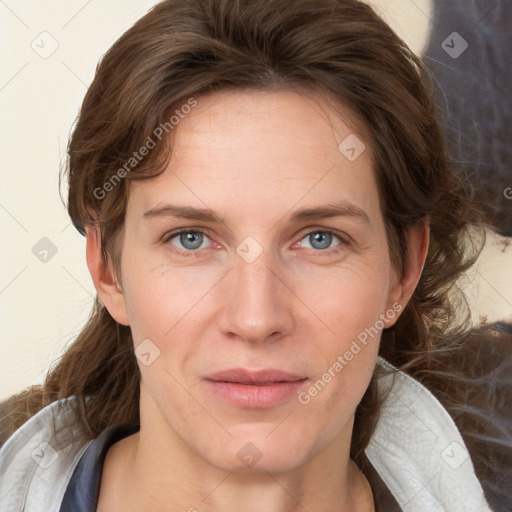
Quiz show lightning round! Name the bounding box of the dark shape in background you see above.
[423,0,512,236]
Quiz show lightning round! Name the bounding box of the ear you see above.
[384,216,430,327]
[85,226,130,326]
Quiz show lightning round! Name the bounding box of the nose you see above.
[217,249,294,344]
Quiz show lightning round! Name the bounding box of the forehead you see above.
[128,88,380,225]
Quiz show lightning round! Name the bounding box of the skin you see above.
[87,89,429,512]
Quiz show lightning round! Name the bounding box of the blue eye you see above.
[163,228,347,258]
[300,230,342,251]
[167,231,210,251]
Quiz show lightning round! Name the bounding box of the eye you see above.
[165,230,212,253]
[298,230,345,252]
[163,228,348,257]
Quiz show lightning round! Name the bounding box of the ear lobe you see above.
[385,216,430,327]
[85,226,130,326]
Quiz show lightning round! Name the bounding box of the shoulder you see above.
[366,356,494,511]
[445,322,512,512]
[0,397,92,512]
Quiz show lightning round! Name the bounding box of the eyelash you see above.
[162,229,349,258]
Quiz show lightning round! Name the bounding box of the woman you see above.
[0,0,510,510]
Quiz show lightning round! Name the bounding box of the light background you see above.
[1,0,511,400]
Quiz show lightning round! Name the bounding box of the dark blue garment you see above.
[59,422,140,512]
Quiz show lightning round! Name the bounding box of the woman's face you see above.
[105,89,409,472]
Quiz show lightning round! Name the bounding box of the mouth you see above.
[203,369,308,408]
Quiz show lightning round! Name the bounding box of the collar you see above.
[0,357,492,511]
[364,357,491,510]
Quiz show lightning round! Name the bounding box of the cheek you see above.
[293,254,392,339]
[121,250,219,343]
[292,258,391,407]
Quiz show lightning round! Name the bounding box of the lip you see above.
[204,368,308,408]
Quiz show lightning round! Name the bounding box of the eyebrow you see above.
[289,201,371,224]
[143,204,223,223]
[142,200,371,225]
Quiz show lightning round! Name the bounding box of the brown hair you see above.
[2,0,505,504]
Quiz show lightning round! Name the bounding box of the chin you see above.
[196,429,314,474]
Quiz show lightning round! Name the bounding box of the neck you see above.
[100,437,373,512]
[98,390,374,512]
